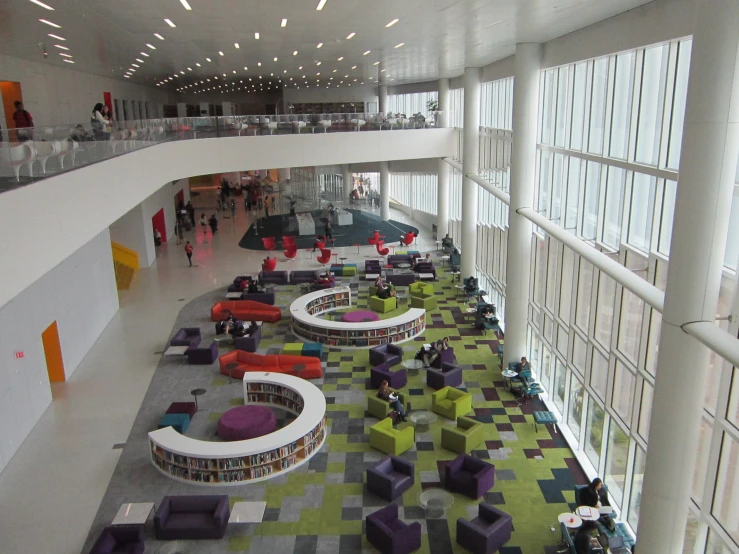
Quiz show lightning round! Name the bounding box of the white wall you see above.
[0,229,118,473]
[0,129,454,311]
[0,52,176,129]
[388,81,439,95]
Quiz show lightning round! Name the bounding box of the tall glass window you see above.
[609,52,635,160]
[635,45,669,165]
[601,167,625,250]
[585,398,605,468]
[604,422,629,506]
[588,58,609,155]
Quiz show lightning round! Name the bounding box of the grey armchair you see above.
[366,455,415,501]
[427,362,463,390]
[456,503,513,554]
[369,343,403,367]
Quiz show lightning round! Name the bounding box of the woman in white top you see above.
[91,103,110,140]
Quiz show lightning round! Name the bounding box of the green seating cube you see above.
[342,266,357,276]
[367,390,406,420]
[369,286,378,296]
[431,387,472,420]
[158,413,190,434]
[369,418,414,455]
[283,343,304,355]
[370,295,397,313]
[441,416,484,453]
[410,294,437,310]
[409,282,433,296]
[302,342,323,358]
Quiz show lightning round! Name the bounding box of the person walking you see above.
[13,101,33,141]
[264,195,271,218]
[230,198,236,218]
[184,241,194,266]
[200,213,208,243]
[186,201,195,227]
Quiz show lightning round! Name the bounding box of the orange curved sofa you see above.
[210,301,281,323]
[219,351,323,380]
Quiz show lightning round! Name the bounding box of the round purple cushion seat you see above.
[217,406,276,441]
[342,310,381,323]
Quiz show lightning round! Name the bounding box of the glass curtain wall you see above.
[389,173,439,215]
[388,91,438,119]
[449,87,465,128]
[525,36,739,552]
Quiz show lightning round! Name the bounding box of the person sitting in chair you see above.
[230,320,248,338]
[482,304,498,322]
[246,278,263,294]
[573,520,600,554]
[313,234,325,252]
[442,233,453,249]
[312,271,335,290]
[377,380,406,422]
[413,253,433,271]
[216,312,236,335]
[581,478,616,531]
[464,275,478,293]
[415,343,439,367]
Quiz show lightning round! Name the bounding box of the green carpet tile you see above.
[237,208,419,250]
[82,258,587,554]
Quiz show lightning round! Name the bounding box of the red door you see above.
[152,208,167,243]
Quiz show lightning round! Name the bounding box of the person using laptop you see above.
[573,521,600,554]
[377,380,406,422]
[581,478,617,531]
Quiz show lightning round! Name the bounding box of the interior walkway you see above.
[0,190,435,554]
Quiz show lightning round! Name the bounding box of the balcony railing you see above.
[0,113,440,191]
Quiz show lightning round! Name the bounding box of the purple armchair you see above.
[154,495,230,540]
[427,362,463,390]
[170,327,201,348]
[234,325,262,352]
[369,343,403,367]
[187,341,218,365]
[365,260,382,273]
[430,346,455,369]
[456,503,513,554]
[89,524,145,554]
[386,273,417,287]
[366,504,422,554]
[240,291,276,305]
[371,361,408,390]
[367,455,415,501]
[445,454,496,499]
[290,270,319,284]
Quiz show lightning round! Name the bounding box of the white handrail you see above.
[682,321,739,369]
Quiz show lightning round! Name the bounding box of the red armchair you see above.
[400,231,416,246]
[376,241,390,256]
[282,235,296,248]
[368,230,381,245]
[284,245,298,260]
[262,257,277,271]
[317,248,332,265]
[262,236,276,252]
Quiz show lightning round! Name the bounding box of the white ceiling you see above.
[1,0,654,95]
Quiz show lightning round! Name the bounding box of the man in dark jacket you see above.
[581,478,616,531]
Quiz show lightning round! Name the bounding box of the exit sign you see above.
[14,351,24,359]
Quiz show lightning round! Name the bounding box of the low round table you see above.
[501,369,518,391]
[402,358,425,376]
[558,513,583,529]
[576,506,600,521]
[396,262,412,273]
[157,541,189,554]
[341,310,381,323]
[418,488,454,519]
[408,410,438,437]
[217,405,276,441]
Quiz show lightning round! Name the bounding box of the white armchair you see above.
[57,139,79,169]
[351,119,366,131]
[292,121,307,133]
[0,142,37,181]
[33,140,62,173]
[318,120,332,132]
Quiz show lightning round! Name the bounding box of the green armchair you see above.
[369,418,415,455]
[431,386,473,420]
[441,416,484,453]
[370,295,397,313]
[367,390,407,420]
[409,282,437,310]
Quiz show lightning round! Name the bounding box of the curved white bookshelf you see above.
[290,286,426,349]
[148,372,327,485]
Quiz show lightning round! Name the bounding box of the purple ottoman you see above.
[342,310,381,323]
[217,406,276,441]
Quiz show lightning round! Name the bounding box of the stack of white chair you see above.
[32,140,63,173]
[57,139,79,169]
[0,142,37,181]
[292,121,307,133]
[351,119,366,131]
[266,122,279,135]
[318,120,332,132]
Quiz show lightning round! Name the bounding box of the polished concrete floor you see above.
[0,192,435,554]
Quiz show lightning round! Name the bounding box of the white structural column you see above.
[380,161,390,221]
[637,0,739,551]
[342,164,353,202]
[176,103,187,118]
[378,85,388,115]
[504,43,542,366]
[437,78,451,239]
[460,68,481,277]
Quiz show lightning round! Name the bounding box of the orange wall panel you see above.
[41,321,66,383]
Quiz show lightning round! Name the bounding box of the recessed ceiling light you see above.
[219,51,224,56]
[233,70,236,74]
[274,57,278,61]
[154,33,164,40]
[128,68,136,72]
[136,58,144,63]
[293,50,298,56]
[59,52,72,58]
[206,57,211,62]
[344,74,348,77]
[47,33,65,41]
[29,0,55,10]
[316,0,327,10]
[385,18,399,27]
[179,0,192,10]
[316,61,321,66]
[131,63,140,68]
[281,18,287,27]
[317,43,323,48]
[258,62,262,66]
[53,44,69,50]
[140,52,149,57]
[352,65,357,69]
[317,72,320,75]
[234,43,239,49]
[39,18,61,28]
[346,32,355,39]
[244,66,248,70]
[353,78,357,81]
[147,43,157,49]
[270,73,274,76]
[373,61,379,66]
[363,50,370,55]
[196,62,201,66]
[180,71,185,74]
[254,32,260,39]
[394,42,404,48]
[380,68,386,72]
[302,75,306,78]
[299,66,303,70]
[164,18,176,27]
[222,73,226,76]
[337,56,344,61]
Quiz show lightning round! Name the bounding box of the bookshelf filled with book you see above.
[290,287,426,348]
[148,373,327,485]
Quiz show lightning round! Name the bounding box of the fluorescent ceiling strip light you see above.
[179,0,192,10]
[154,33,164,40]
[346,32,355,39]
[140,52,149,57]
[281,18,287,27]
[385,18,399,27]
[39,18,61,28]
[53,44,69,50]
[29,0,54,10]
[394,42,404,48]
[48,33,65,40]
[316,0,327,10]
[164,18,176,27]
[254,32,260,39]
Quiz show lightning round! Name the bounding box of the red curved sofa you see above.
[210,301,281,323]
[219,351,323,380]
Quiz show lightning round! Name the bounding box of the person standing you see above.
[324,220,333,244]
[230,198,236,218]
[184,241,194,266]
[264,195,271,218]
[13,101,33,141]
[200,213,208,242]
